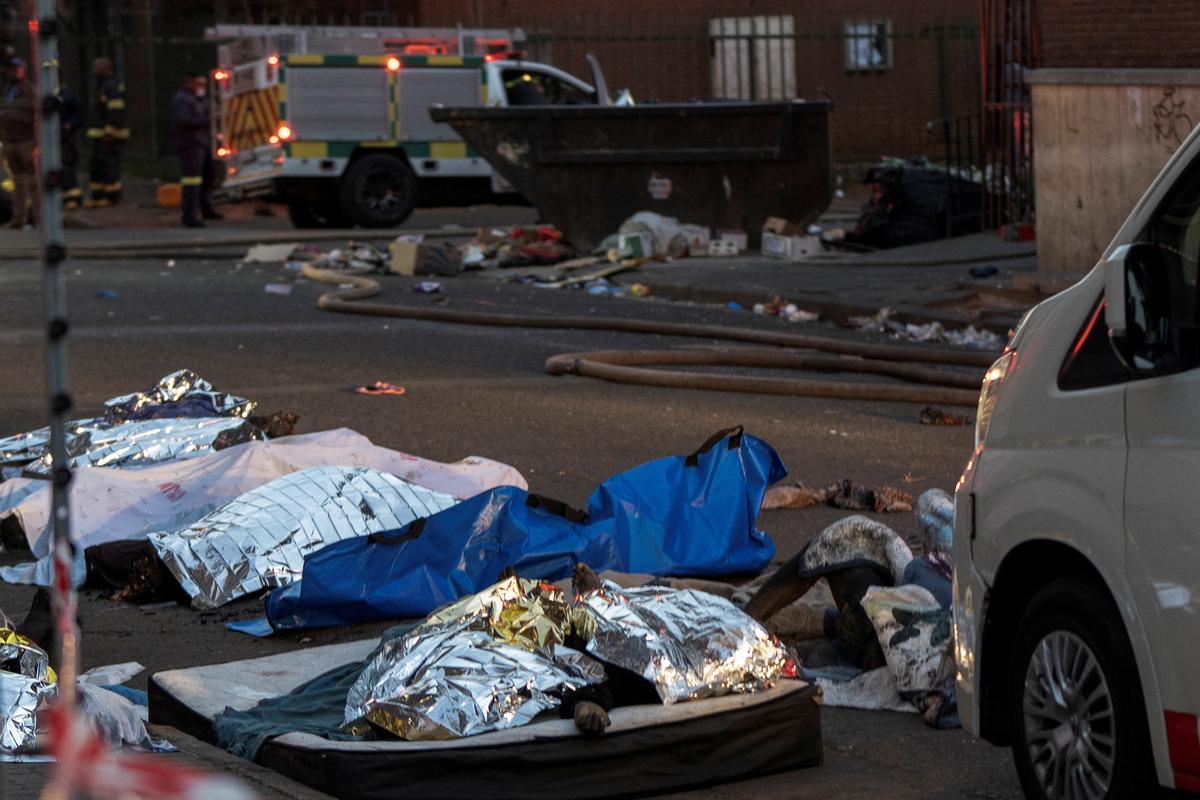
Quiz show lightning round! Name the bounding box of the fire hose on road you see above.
[301,265,990,406]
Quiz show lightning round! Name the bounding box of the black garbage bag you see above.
[850,158,982,249]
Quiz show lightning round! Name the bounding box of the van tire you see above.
[339,154,418,228]
[286,198,348,229]
[1007,576,1154,800]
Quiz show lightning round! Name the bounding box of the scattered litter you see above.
[313,242,388,272]
[848,157,982,249]
[708,239,740,257]
[450,225,574,270]
[761,217,823,260]
[629,283,651,298]
[761,479,914,513]
[284,261,304,272]
[263,283,293,295]
[389,239,462,276]
[95,289,119,300]
[752,295,819,323]
[919,406,971,426]
[353,381,406,396]
[715,229,747,253]
[727,301,743,311]
[166,260,175,268]
[968,265,999,278]
[412,281,442,294]
[848,307,1004,349]
[243,243,299,264]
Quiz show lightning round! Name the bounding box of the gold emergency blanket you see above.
[0,627,57,754]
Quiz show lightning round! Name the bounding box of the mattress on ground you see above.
[149,639,823,800]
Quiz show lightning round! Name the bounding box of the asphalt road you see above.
[0,242,1021,799]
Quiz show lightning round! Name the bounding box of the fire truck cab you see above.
[205,24,602,228]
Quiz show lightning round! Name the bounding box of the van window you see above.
[1135,158,1200,370]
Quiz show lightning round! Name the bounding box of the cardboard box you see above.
[389,241,463,276]
[618,232,654,259]
[680,224,711,257]
[761,232,822,261]
[708,239,740,257]
[762,216,802,236]
[388,240,422,275]
[714,229,747,253]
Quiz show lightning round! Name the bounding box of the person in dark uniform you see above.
[169,72,221,228]
[0,57,36,228]
[84,57,128,208]
[57,76,83,210]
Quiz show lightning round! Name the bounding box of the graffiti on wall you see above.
[1153,87,1195,153]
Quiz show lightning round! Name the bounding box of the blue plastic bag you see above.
[262,427,785,633]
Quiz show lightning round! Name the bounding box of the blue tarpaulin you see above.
[256,427,785,634]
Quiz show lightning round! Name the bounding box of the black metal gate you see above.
[981,0,1039,229]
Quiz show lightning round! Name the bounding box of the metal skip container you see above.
[429,101,832,250]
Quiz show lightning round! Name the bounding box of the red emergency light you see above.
[267,54,280,66]
[212,70,230,82]
[385,56,402,72]
[216,146,230,158]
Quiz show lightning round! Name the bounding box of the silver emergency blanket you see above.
[102,368,255,422]
[579,583,794,704]
[23,417,263,476]
[147,466,458,609]
[0,369,256,476]
[345,579,601,741]
[0,628,56,754]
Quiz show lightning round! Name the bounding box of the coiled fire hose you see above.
[301,265,989,406]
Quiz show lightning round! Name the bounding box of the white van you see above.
[954,125,1200,799]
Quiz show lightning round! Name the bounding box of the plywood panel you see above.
[1034,82,1200,273]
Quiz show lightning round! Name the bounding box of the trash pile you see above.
[752,295,820,323]
[848,307,1005,350]
[458,225,575,269]
[848,157,983,249]
[762,479,914,513]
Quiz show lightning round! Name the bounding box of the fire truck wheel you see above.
[340,154,418,228]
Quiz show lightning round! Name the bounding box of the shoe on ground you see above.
[182,218,206,228]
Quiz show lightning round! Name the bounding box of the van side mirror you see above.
[1105,242,1194,371]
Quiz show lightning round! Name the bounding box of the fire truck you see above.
[205,25,607,228]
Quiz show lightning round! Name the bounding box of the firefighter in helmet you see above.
[84,57,128,207]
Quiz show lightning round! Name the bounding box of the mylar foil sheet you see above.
[104,369,255,422]
[345,624,598,741]
[0,370,255,474]
[0,628,56,755]
[579,583,793,704]
[148,466,458,609]
[425,576,593,654]
[23,417,263,476]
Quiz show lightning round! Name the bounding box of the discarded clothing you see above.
[795,516,913,584]
[0,369,255,476]
[919,406,971,426]
[261,427,784,633]
[762,480,913,513]
[580,583,794,704]
[148,466,459,609]
[915,488,954,555]
[0,429,526,587]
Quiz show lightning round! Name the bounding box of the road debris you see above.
[919,406,971,425]
[262,283,292,295]
[753,295,820,322]
[243,242,299,264]
[849,307,1004,349]
[353,381,406,396]
[412,281,442,294]
[762,479,914,513]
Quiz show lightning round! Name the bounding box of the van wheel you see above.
[286,198,347,229]
[339,154,417,228]
[1008,577,1153,800]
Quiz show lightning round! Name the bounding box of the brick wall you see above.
[1040,0,1200,69]
[415,0,981,163]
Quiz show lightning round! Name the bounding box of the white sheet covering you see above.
[0,429,526,586]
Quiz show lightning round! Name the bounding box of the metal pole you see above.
[34,0,77,725]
